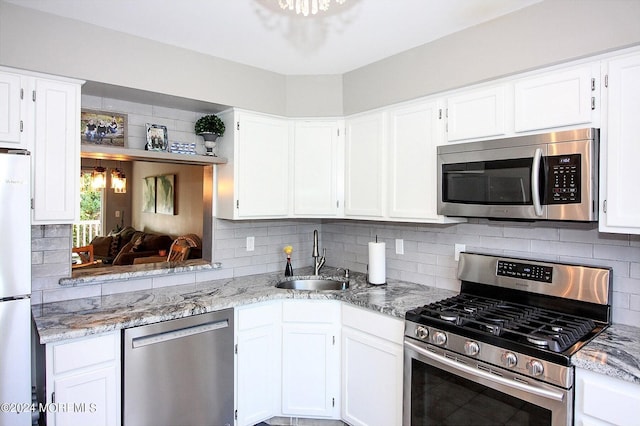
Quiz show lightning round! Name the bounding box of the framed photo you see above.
[156,174,175,215]
[81,109,127,146]
[146,124,168,151]
[142,176,156,213]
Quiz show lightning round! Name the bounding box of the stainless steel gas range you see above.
[403,252,612,426]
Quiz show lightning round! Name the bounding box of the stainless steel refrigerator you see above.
[0,150,32,426]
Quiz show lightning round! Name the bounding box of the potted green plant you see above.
[195,114,225,156]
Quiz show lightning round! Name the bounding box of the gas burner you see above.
[439,311,459,322]
[527,333,552,347]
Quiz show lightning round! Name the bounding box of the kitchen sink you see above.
[276,277,349,291]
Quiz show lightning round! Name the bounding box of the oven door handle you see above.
[531,148,544,217]
[405,340,565,402]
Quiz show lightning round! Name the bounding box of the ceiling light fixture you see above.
[278,0,346,16]
[111,168,127,194]
[91,166,106,190]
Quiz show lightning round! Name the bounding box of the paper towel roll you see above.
[368,242,386,285]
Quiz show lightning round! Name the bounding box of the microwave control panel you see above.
[547,154,581,204]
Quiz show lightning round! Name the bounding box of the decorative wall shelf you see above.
[81,144,228,166]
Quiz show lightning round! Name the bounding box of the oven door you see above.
[403,339,571,426]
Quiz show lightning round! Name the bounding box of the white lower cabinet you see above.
[575,367,640,426]
[45,331,121,426]
[341,304,404,426]
[281,300,341,419]
[235,301,282,426]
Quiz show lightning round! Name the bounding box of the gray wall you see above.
[343,0,640,114]
[3,1,640,117]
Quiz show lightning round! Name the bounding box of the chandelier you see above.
[278,0,346,16]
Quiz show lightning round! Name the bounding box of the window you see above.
[73,170,104,247]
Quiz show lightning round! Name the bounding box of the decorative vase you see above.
[199,132,219,156]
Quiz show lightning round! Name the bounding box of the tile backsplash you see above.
[33,218,639,326]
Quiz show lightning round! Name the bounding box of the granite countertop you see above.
[32,269,455,344]
[32,269,640,386]
[572,324,640,385]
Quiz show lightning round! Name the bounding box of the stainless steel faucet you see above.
[312,229,326,275]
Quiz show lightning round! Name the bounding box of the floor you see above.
[257,418,346,426]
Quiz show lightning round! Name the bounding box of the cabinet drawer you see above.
[282,300,339,323]
[52,332,118,375]
[237,301,281,331]
[342,304,403,344]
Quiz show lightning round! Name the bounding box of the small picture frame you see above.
[146,124,168,151]
[81,109,127,147]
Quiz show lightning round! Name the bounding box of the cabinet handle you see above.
[591,97,596,110]
[603,199,607,213]
[20,120,23,132]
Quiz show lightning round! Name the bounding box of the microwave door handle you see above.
[531,148,543,217]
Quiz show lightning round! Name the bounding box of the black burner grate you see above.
[406,294,596,353]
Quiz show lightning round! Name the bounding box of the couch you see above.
[89,226,201,266]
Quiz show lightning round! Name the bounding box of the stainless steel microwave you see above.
[437,128,598,221]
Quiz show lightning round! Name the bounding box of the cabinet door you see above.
[387,101,443,220]
[600,53,640,234]
[235,302,281,426]
[344,112,385,218]
[46,332,121,426]
[0,71,24,147]
[237,113,289,217]
[342,327,403,426]
[281,323,340,418]
[514,65,596,132]
[52,365,119,426]
[446,85,506,142]
[292,120,340,216]
[32,78,80,224]
[575,368,640,426]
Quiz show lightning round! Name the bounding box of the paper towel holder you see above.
[366,264,387,286]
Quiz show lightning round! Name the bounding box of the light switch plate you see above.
[396,239,404,255]
[246,236,255,252]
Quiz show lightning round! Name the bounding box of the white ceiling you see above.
[6,0,542,75]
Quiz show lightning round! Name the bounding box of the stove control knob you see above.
[528,359,544,377]
[432,331,447,346]
[415,326,429,340]
[464,341,480,356]
[501,352,518,368]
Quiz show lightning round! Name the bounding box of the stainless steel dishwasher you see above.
[123,309,234,426]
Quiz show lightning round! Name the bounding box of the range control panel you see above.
[497,260,553,283]
[547,154,581,204]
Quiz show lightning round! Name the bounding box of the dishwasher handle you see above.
[131,318,229,349]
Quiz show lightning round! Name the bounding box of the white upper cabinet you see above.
[216,109,290,219]
[0,70,25,148]
[446,84,507,142]
[387,100,444,221]
[292,120,341,217]
[599,52,640,234]
[514,64,598,133]
[0,67,82,224]
[344,111,386,218]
